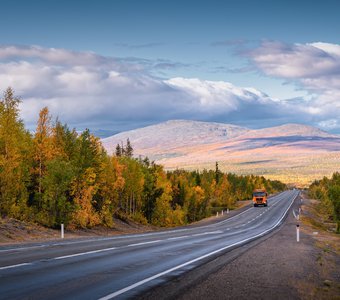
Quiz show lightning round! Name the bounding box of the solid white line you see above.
[54,247,117,260]
[127,240,161,247]
[0,262,32,270]
[98,191,298,300]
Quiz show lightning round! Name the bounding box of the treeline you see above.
[0,88,286,229]
[309,172,340,233]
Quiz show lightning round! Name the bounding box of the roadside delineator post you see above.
[222,210,224,216]
[227,208,229,214]
[296,224,300,242]
[61,223,64,239]
[216,212,218,217]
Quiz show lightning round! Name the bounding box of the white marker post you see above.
[227,208,229,214]
[61,223,64,239]
[296,224,300,242]
[216,212,218,217]
[222,210,224,216]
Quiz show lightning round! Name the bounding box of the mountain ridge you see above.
[101,120,340,186]
[102,119,250,151]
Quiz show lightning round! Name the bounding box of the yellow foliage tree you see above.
[0,88,31,217]
[32,107,54,197]
[70,168,100,228]
[98,156,125,227]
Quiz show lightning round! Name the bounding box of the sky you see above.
[0,0,339,135]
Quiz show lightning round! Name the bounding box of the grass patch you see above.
[302,215,328,231]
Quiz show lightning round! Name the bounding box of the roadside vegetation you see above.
[309,172,340,233]
[0,88,286,229]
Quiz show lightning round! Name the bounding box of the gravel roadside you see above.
[140,194,340,300]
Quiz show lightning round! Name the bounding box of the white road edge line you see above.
[98,191,298,300]
[0,263,32,270]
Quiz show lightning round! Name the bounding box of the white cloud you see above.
[318,119,339,130]
[0,44,339,133]
[165,77,273,112]
[310,42,340,57]
[248,41,340,130]
[250,41,340,79]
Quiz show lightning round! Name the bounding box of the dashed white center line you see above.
[191,231,223,237]
[167,236,189,240]
[54,247,117,260]
[127,240,161,247]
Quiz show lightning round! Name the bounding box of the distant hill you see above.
[102,120,340,186]
[102,120,249,152]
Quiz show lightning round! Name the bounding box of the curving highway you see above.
[0,190,299,300]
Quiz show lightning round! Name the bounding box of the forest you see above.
[309,172,340,233]
[0,88,286,229]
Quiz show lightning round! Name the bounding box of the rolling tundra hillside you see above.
[102,120,340,186]
[102,120,249,151]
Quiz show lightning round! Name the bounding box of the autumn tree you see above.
[115,143,122,157]
[214,175,235,209]
[32,107,54,203]
[96,155,125,227]
[70,167,100,228]
[0,88,31,217]
[120,157,144,215]
[141,161,158,222]
[40,158,75,226]
[125,138,133,158]
[70,129,104,228]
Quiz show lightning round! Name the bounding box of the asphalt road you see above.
[0,190,299,300]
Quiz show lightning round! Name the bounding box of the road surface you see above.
[0,190,299,300]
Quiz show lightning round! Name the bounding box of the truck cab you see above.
[253,189,268,207]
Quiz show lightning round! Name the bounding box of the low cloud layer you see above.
[0,44,339,133]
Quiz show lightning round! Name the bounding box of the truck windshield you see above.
[253,192,266,197]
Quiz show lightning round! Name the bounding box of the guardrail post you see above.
[296,224,299,242]
[61,223,64,239]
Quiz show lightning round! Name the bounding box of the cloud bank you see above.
[248,41,340,130]
[0,44,339,133]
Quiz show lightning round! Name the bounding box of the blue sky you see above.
[0,0,339,134]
